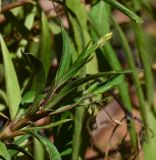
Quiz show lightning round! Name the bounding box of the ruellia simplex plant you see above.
[0,0,155,160]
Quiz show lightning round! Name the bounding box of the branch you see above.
[1,0,34,13]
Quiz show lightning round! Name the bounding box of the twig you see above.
[1,0,34,13]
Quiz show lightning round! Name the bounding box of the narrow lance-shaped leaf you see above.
[89,3,137,147]
[22,53,45,114]
[103,0,143,23]
[0,34,21,119]
[86,75,124,95]
[55,28,71,81]
[0,141,11,160]
[46,70,137,109]
[7,144,34,160]
[111,17,147,123]
[31,132,62,160]
[8,134,31,157]
[38,12,52,78]
[58,33,112,86]
[133,23,154,107]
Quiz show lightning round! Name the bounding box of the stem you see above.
[0,111,49,141]
[1,0,34,13]
[72,67,86,160]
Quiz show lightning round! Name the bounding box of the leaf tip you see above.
[98,32,112,47]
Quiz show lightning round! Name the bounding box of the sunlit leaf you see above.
[24,6,36,30]
[0,141,11,160]
[0,34,21,119]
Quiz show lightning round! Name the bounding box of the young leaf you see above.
[0,141,11,160]
[103,0,143,23]
[57,33,112,86]
[86,75,124,95]
[0,34,21,119]
[31,132,61,160]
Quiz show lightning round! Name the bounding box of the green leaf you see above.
[58,33,112,86]
[60,148,72,157]
[0,141,11,160]
[86,74,124,95]
[24,6,36,30]
[103,0,143,23]
[8,144,34,160]
[55,29,71,81]
[0,34,21,119]
[90,1,110,35]
[22,53,45,114]
[90,4,138,146]
[31,132,62,160]
[21,90,35,105]
[8,134,30,157]
[38,12,52,78]
[89,9,133,112]
[46,70,136,109]
[144,104,156,160]
[133,23,154,106]
[49,21,61,34]
[0,112,9,119]
[66,0,98,74]
[34,138,45,160]
[66,0,89,52]
[112,17,147,123]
